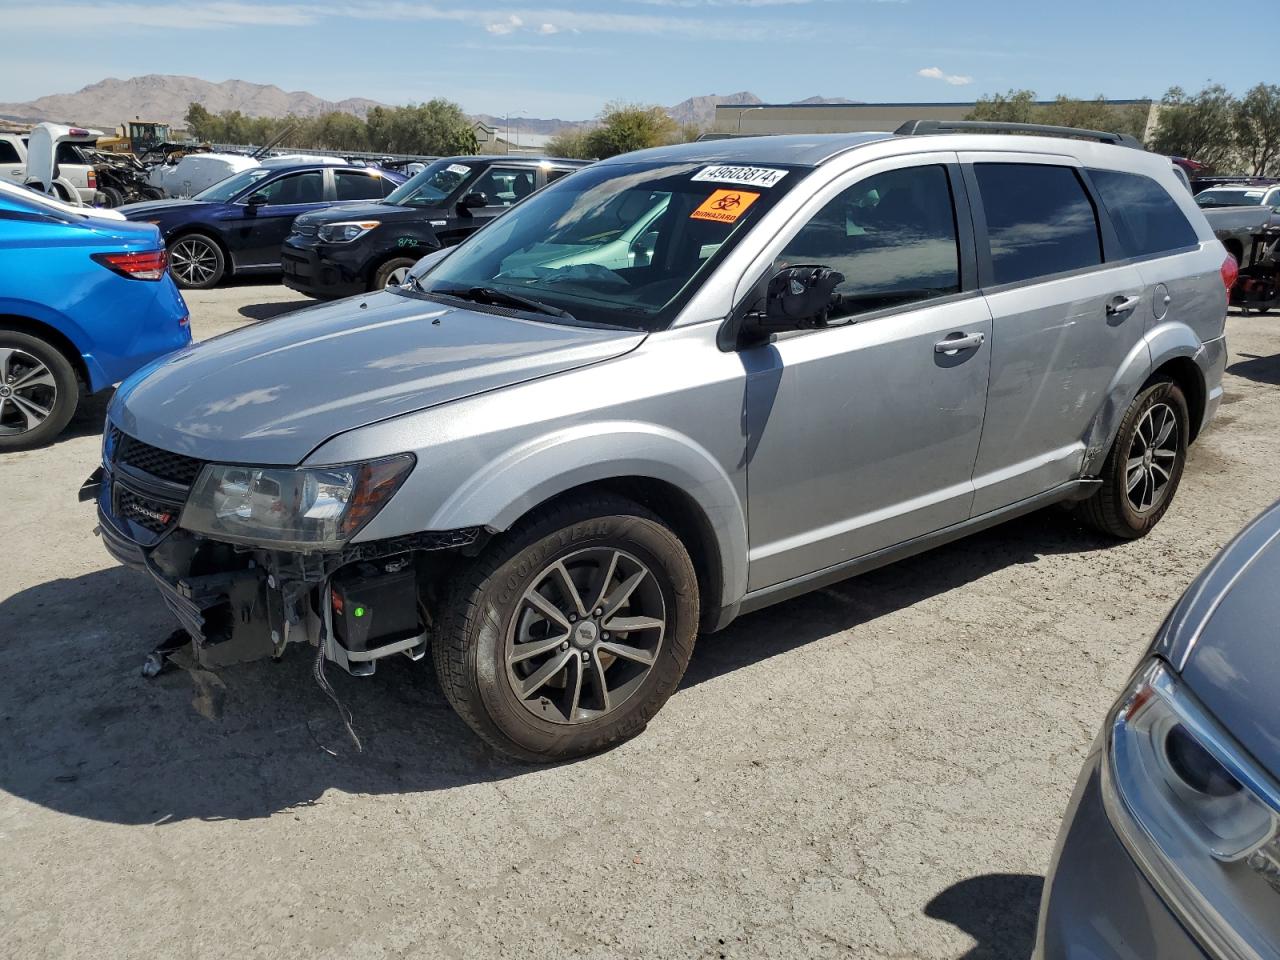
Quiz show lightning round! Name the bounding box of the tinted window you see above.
[470,166,536,207]
[778,164,960,320]
[55,142,88,165]
[546,168,574,184]
[0,141,20,163]
[975,163,1101,285]
[1090,169,1199,258]
[335,171,384,201]
[255,171,324,204]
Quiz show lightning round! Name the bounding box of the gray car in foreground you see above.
[1036,499,1280,959]
[87,123,1232,760]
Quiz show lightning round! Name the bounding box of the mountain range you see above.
[0,75,859,134]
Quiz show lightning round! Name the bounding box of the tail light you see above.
[1221,254,1239,296]
[91,249,168,281]
[87,168,97,189]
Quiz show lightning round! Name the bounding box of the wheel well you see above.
[368,248,428,285]
[517,477,724,629]
[1150,356,1206,441]
[0,313,89,388]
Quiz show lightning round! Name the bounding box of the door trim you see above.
[735,478,1099,616]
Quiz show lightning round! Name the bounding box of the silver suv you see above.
[87,124,1232,761]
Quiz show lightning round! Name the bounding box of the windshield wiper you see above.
[432,285,577,321]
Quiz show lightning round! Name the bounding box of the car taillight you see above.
[87,168,97,189]
[1221,254,1239,295]
[92,249,168,281]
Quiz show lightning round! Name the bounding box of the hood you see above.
[108,290,644,465]
[120,198,209,219]
[1157,499,1280,776]
[295,201,422,226]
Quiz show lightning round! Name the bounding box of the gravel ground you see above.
[1,281,1277,960]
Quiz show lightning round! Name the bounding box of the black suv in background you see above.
[281,155,590,298]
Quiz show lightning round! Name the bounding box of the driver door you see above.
[234,170,327,268]
[742,156,992,591]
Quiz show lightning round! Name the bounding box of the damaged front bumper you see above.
[83,451,481,677]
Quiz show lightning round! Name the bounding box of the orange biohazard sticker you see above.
[690,189,760,224]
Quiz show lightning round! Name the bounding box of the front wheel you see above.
[1078,378,1189,539]
[371,257,418,291]
[433,495,700,762]
[169,233,225,289]
[0,331,79,450]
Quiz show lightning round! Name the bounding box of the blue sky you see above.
[0,0,1262,120]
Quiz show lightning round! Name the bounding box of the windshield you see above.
[1195,189,1265,208]
[194,167,272,202]
[406,159,805,330]
[385,160,475,207]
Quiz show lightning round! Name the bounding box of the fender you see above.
[425,420,749,610]
[1079,321,1206,477]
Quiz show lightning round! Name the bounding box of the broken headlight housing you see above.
[180,454,414,551]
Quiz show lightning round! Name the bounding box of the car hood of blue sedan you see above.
[1156,498,1280,777]
[108,290,644,466]
[119,198,214,219]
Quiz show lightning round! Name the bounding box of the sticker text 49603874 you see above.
[691,165,789,188]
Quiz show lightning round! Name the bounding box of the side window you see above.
[334,171,384,201]
[0,141,21,163]
[469,166,536,207]
[253,171,324,204]
[546,168,573,184]
[974,163,1102,285]
[778,164,961,321]
[1090,168,1199,258]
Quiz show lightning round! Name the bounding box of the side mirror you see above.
[245,192,268,208]
[744,265,844,338]
[458,192,488,210]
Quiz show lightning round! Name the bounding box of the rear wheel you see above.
[1078,378,1189,539]
[433,495,699,762]
[371,257,417,291]
[0,331,79,450]
[169,233,225,289]
[98,186,124,208]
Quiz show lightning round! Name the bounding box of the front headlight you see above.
[179,454,414,551]
[317,220,380,243]
[1108,660,1279,862]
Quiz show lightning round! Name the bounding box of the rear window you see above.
[334,171,385,201]
[974,163,1102,285]
[1090,169,1199,259]
[55,142,90,165]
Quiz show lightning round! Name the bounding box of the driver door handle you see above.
[1106,294,1142,316]
[935,332,985,354]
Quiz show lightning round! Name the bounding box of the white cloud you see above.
[3,1,319,29]
[485,13,524,33]
[537,22,560,33]
[917,65,973,86]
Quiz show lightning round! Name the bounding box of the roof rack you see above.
[894,119,1143,149]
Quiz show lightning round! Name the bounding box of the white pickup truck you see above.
[0,123,102,204]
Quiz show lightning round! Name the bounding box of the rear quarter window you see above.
[0,141,20,163]
[973,163,1102,285]
[1090,168,1199,259]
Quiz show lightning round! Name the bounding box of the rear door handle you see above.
[935,332,985,354]
[1106,294,1142,316]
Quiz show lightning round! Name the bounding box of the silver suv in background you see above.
[87,122,1232,761]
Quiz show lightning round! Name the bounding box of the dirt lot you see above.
[1,281,1277,960]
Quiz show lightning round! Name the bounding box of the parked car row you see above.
[3,116,1274,958]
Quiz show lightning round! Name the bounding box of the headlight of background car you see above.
[1109,660,1278,863]
[317,220,380,243]
[180,454,414,550]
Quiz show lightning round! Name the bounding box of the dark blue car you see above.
[0,182,190,449]
[119,162,407,289]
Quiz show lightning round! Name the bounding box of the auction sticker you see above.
[691,165,789,188]
[447,163,471,175]
[691,189,760,223]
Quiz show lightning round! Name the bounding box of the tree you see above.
[1233,83,1280,175]
[1149,84,1238,168]
[365,100,476,156]
[967,91,1150,141]
[583,102,676,159]
[966,89,1038,124]
[546,128,595,159]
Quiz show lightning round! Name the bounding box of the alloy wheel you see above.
[0,347,56,436]
[506,547,667,725]
[385,266,411,288]
[1126,402,1179,513]
[170,238,219,286]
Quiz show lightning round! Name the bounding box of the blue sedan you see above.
[120,162,407,289]
[0,182,191,449]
